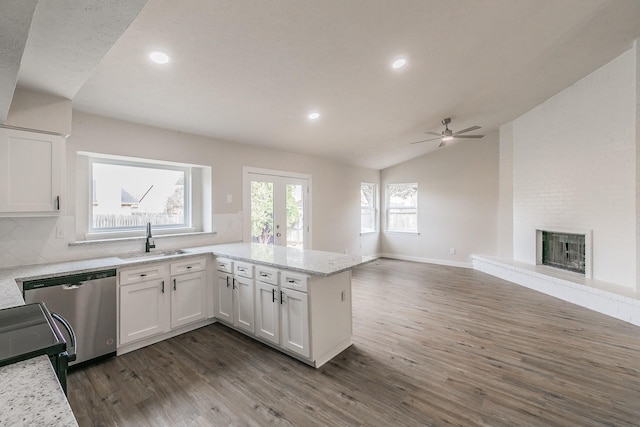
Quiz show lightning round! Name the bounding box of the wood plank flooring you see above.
[68,258,640,426]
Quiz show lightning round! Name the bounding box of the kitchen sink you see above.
[118,249,189,260]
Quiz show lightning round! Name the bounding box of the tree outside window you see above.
[386,183,418,232]
[361,183,378,233]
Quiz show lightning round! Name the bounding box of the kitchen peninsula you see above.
[0,243,373,426]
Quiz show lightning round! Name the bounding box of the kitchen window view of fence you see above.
[91,159,189,231]
[386,183,418,233]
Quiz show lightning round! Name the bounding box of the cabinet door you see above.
[255,281,279,344]
[281,288,309,358]
[171,271,207,329]
[233,276,255,333]
[120,278,170,345]
[0,128,64,214]
[215,271,234,323]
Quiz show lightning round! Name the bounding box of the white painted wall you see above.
[6,87,72,135]
[0,111,380,268]
[380,132,500,267]
[509,46,637,288]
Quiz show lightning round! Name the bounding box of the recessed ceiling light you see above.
[149,51,170,64]
[392,58,406,69]
[308,112,320,120]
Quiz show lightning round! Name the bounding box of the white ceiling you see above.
[10,0,640,170]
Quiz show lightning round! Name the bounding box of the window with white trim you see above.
[89,157,191,233]
[386,183,418,232]
[360,183,378,233]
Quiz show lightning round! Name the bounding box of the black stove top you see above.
[0,303,67,367]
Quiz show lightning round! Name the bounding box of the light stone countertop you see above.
[0,242,375,426]
[189,242,376,276]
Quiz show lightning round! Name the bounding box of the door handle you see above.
[51,312,77,363]
[161,280,165,293]
[226,276,230,287]
[280,290,284,304]
[272,288,276,303]
[173,279,177,291]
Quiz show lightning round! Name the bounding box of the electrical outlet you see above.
[226,194,232,203]
[56,226,65,239]
[449,247,456,255]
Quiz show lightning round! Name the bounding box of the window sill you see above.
[70,231,216,247]
[360,231,379,236]
[384,231,420,236]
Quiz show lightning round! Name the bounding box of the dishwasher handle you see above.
[51,312,77,362]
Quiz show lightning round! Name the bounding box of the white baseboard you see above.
[377,253,472,269]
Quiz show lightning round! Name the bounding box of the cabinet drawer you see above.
[256,266,279,285]
[171,257,206,276]
[215,257,233,273]
[234,261,254,279]
[281,271,308,293]
[120,263,169,285]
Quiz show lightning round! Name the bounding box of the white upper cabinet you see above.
[0,127,65,215]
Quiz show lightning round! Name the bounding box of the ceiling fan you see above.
[410,118,484,147]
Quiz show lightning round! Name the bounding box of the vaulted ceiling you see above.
[4,0,640,169]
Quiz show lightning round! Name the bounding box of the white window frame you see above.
[87,155,192,237]
[360,182,378,234]
[385,183,418,234]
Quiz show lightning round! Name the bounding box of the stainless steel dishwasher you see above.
[22,269,117,366]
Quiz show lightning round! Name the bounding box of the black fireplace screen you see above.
[542,231,586,274]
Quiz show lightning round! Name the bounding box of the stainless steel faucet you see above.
[145,222,155,252]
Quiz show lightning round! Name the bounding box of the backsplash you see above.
[0,212,243,269]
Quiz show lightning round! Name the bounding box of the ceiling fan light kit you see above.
[411,117,485,147]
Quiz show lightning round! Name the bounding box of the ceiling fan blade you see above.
[438,140,447,148]
[424,131,441,136]
[454,134,484,139]
[453,126,480,135]
[410,136,441,144]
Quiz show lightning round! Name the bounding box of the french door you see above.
[243,168,310,249]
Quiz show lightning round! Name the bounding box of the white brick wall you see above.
[511,47,637,289]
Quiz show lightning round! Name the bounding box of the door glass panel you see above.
[286,184,304,249]
[250,181,274,244]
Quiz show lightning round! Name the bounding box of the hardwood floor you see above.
[68,259,640,426]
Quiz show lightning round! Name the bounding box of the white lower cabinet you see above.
[171,270,207,329]
[233,275,255,333]
[280,287,309,358]
[255,281,279,344]
[255,280,310,358]
[215,270,234,323]
[118,256,209,350]
[214,256,352,368]
[119,276,170,345]
[214,258,255,333]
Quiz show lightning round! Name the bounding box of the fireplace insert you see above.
[541,231,586,274]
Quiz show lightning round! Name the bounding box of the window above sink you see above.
[77,152,212,241]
